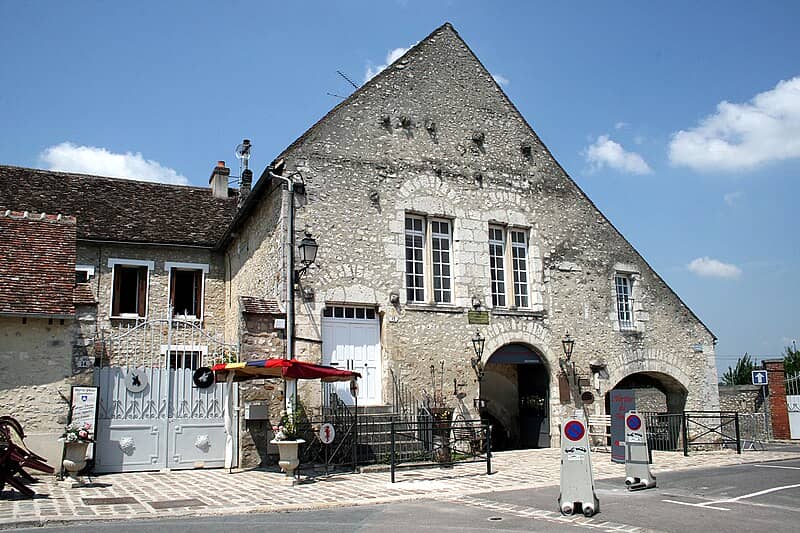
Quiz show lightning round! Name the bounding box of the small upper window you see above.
[615,274,634,330]
[75,265,95,284]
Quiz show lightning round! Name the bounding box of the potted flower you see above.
[269,406,305,478]
[59,422,94,485]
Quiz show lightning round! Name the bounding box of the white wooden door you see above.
[322,305,381,406]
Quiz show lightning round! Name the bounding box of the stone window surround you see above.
[610,263,648,333]
[404,212,455,306]
[164,261,209,321]
[107,258,154,319]
[488,223,532,311]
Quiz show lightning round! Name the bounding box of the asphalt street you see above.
[10,458,800,532]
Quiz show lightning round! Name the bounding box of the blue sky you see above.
[1,1,797,376]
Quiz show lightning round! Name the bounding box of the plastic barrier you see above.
[558,412,599,517]
[624,410,656,491]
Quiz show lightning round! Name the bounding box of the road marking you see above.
[662,499,729,511]
[665,482,800,512]
[753,464,800,471]
[701,483,800,507]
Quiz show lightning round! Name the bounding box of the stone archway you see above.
[605,371,688,414]
[480,343,550,450]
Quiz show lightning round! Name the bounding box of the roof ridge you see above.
[1,209,76,224]
[0,164,238,195]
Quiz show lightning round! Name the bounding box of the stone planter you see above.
[62,441,89,487]
[270,438,305,479]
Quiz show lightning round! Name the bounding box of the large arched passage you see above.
[605,371,688,414]
[480,343,550,451]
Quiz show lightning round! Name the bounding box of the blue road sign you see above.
[752,370,768,385]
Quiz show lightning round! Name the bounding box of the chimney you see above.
[239,169,253,207]
[209,161,230,199]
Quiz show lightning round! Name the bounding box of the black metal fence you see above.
[640,411,741,456]
[389,419,492,482]
[683,411,740,455]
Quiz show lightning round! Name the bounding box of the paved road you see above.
[472,457,800,532]
[12,458,800,532]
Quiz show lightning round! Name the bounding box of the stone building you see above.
[0,22,719,469]
[226,23,720,454]
[0,165,238,468]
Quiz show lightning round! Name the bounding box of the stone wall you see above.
[0,316,83,463]
[227,24,719,453]
[75,242,229,358]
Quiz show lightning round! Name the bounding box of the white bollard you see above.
[624,411,656,491]
[559,411,600,517]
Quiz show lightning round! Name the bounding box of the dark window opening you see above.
[112,265,148,317]
[171,269,203,318]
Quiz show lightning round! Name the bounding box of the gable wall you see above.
[272,26,717,430]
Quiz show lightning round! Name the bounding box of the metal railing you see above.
[641,412,684,452]
[389,418,492,482]
[683,411,741,455]
[640,411,742,455]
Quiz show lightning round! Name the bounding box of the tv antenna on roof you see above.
[235,139,252,177]
[337,70,360,90]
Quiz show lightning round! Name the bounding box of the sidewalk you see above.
[3,446,800,529]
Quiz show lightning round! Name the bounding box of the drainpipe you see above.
[268,170,298,413]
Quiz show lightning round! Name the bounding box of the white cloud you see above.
[492,73,510,86]
[723,191,743,207]
[615,121,629,130]
[669,76,800,172]
[687,257,742,279]
[364,46,412,82]
[584,134,652,175]
[39,142,189,185]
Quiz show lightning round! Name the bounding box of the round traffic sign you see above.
[319,422,336,444]
[627,414,642,431]
[564,420,585,442]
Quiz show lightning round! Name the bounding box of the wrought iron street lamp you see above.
[470,329,486,381]
[562,332,575,361]
[298,230,318,268]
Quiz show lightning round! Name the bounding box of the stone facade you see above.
[76,242,228,346]
[226,23,719,453]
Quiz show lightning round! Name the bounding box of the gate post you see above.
[764,359,790,440]
[390,420,396,483]
[682,412,689,457]
[734,412,741,454]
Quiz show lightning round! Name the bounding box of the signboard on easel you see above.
[69,385,99,459]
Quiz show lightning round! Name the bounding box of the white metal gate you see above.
[322,305,381,406]
[787,371,800,440]
[91,317,238,473]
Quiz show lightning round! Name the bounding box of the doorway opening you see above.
[479,343,550,451]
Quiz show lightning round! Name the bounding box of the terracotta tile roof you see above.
[74,283,97,306]
[0,211,76,317]
[240,296,284,315]
[0,165,238,247]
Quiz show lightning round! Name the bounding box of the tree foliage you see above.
[785,343,800,374]
[721,352,755,385]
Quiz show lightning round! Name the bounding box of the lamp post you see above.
[560,332,581,407]
[471,329,486,381]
